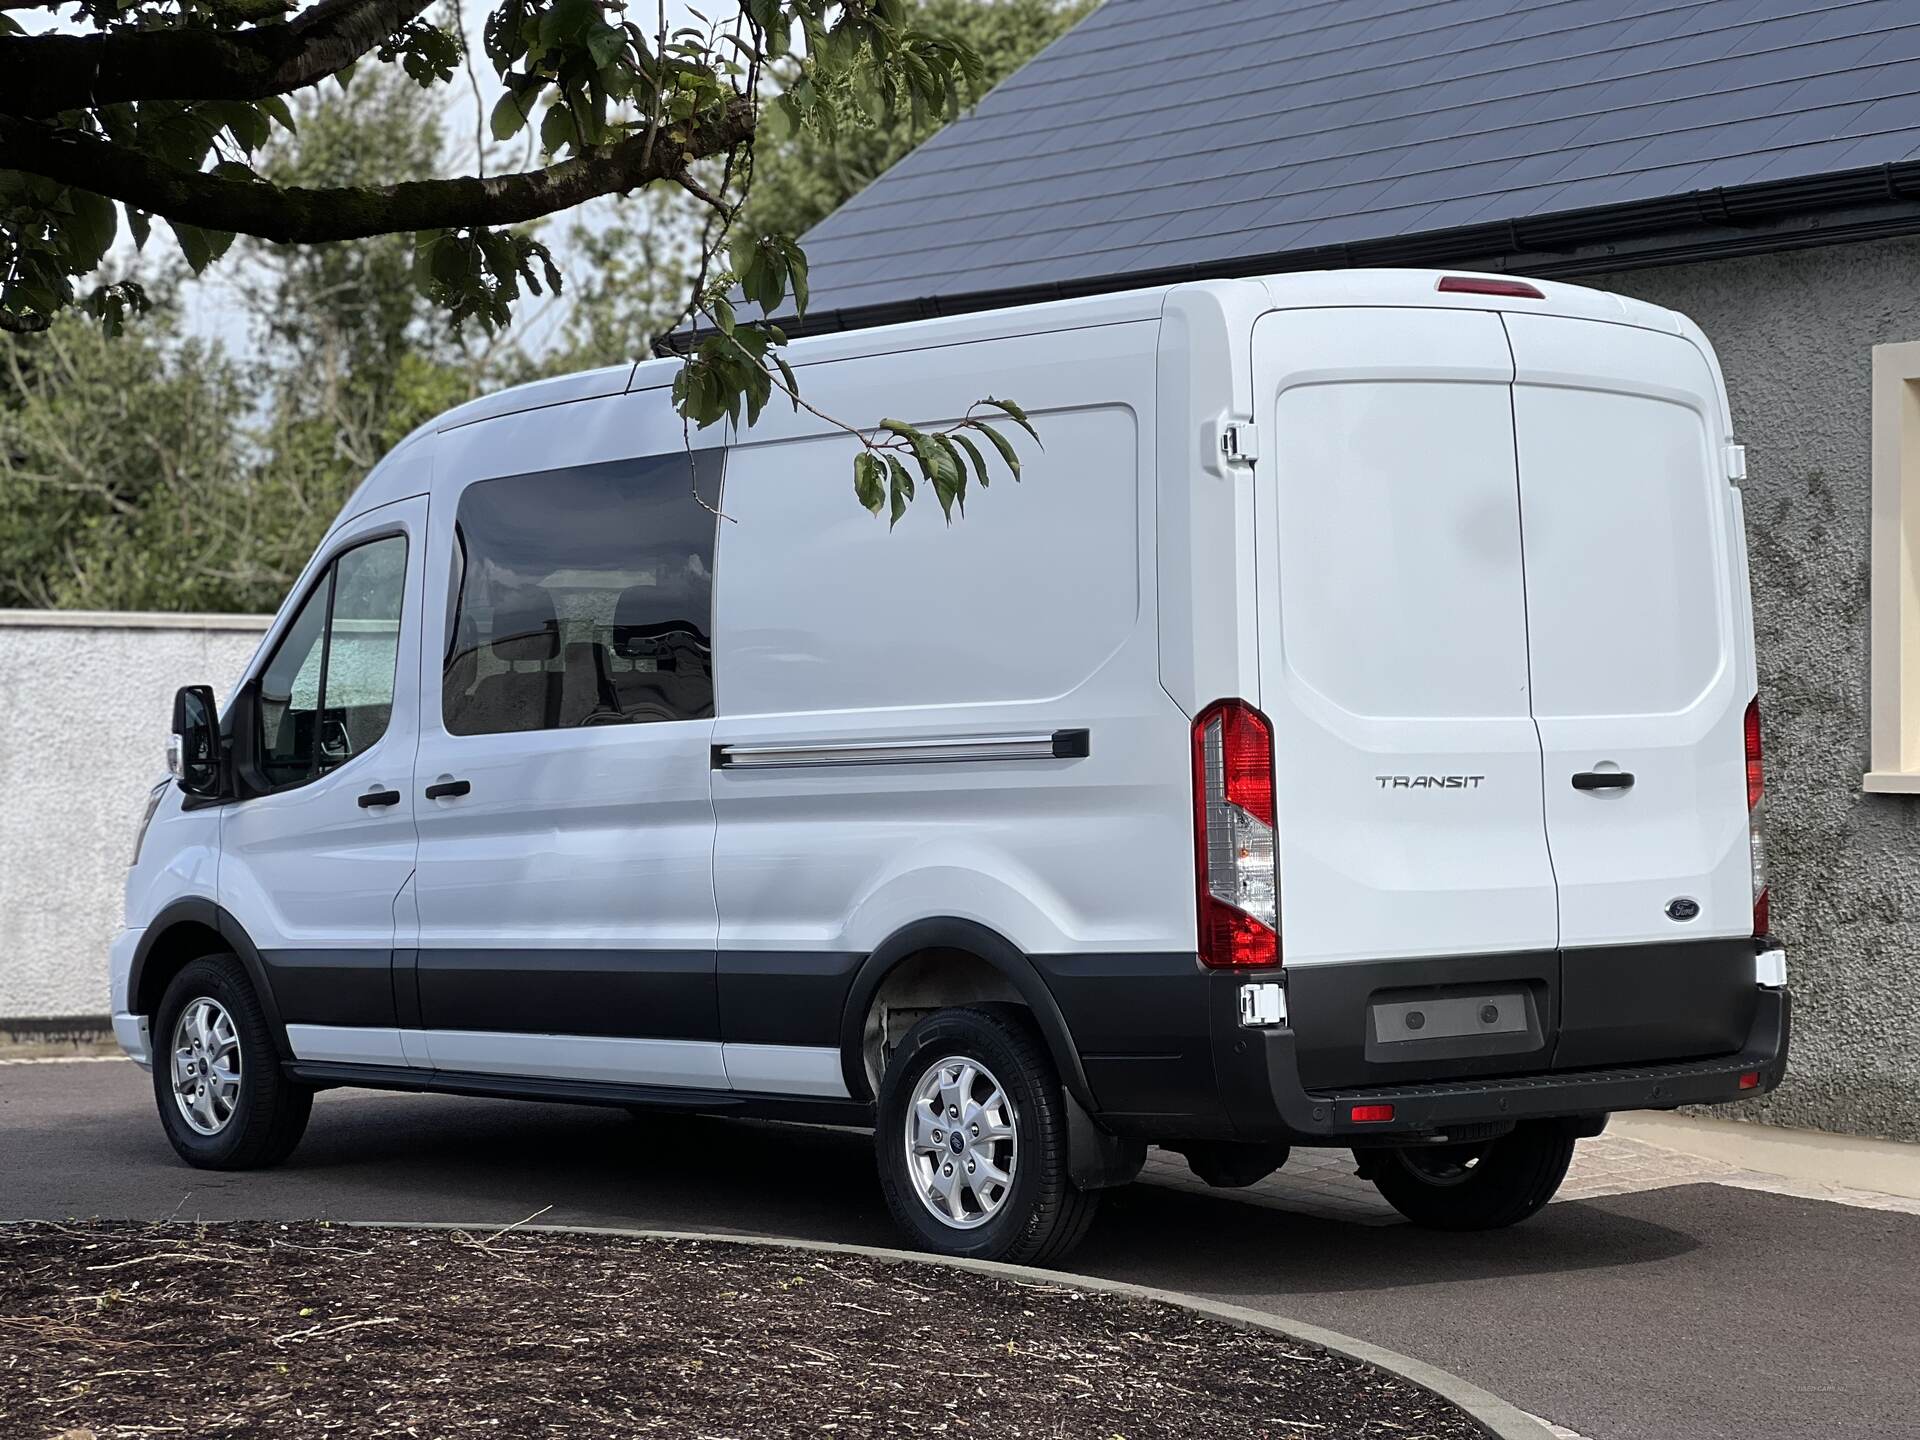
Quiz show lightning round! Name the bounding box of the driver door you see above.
[219,493,429,1067]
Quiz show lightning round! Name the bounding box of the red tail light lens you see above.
[1437,275,1545,299]
[1745,696,1768,937]
[1193,700,1280,969]
[1350,1104,1395,1123]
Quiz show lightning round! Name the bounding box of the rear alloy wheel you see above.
[152,953,312,1170]
[876,1006,1098,1264]
[1363,1121,1576,1230]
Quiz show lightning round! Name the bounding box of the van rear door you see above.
[1250,307,1559,969]
[1503,313,1752,950]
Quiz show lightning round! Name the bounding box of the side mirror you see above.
[169,684,221,798]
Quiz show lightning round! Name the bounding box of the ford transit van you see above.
[115,270,1790,1263]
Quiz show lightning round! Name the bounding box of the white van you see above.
[115,269,1790,1263]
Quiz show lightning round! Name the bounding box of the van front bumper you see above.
[1230,985,1790,1141]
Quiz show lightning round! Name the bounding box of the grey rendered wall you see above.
[0,612,268,1023]
[1591,235,1920,1142]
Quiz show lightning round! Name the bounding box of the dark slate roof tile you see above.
[795,0,1920,317]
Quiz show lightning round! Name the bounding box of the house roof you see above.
[791,0,1920,332]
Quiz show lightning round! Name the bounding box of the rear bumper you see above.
[1242,985,1790,1141]
[1037,939,1791,1145]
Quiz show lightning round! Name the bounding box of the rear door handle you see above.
[356,788,402,809]
[423,779,471,800]
[1571,771,1634,791]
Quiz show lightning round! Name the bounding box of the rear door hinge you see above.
[1221,421,1260,465]
[1725,442,1747,482]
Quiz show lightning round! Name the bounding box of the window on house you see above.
[442,452,721,736]
[257,534,408,788]
[1868,341,1920,793]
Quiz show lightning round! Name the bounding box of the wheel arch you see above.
[131,900,293,1061]
[837,918,1096,1112]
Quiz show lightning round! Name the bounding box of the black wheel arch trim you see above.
[837,918,1098,1112]
[130,899,294,1061]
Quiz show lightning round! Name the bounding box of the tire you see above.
[875,1005,1099,1265]
[152,952,312,1170]
[1363,1121,1576,1231]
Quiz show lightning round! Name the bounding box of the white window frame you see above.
[1867,340,1920,793]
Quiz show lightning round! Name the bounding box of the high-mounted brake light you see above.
[1193,700,1280,969]
[1437,275,1545,299]
[1746,696,1768,937]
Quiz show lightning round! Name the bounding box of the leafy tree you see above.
[0,297,254,610]
[0,0,1056,518]
[740,0,1091,244]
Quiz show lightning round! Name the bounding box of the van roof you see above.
[418,269,1682,441]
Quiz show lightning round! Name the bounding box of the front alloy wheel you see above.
[152,951,313,1170]
[169,996,242,1136]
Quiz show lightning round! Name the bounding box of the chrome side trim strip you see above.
[722,1043,849,1099]
[286,1023,415,1069]
[419,1031,729,1088]
[290,1028,849,1098]
[715,728,1088,770]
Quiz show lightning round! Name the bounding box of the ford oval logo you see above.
[1666,897,1700,922]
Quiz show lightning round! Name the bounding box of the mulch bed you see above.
[0,1221,1490,1439]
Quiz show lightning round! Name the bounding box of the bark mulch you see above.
[0,1221,1491,1439]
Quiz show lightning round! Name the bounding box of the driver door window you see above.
[258,534,407,788]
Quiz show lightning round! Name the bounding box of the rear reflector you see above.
[1350,1104,1395,1124]
[1437,275,1545,299]
[1738,1072,1761,1091]
[1193,700,1280,969]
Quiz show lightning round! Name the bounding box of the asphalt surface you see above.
[4,1061,1914,1440]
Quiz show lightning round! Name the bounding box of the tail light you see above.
[1746,696,1768,937]
[1193,700,1279,968]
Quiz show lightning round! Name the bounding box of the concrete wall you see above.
[0,611,268,1022]
[1592,235,1920,1143]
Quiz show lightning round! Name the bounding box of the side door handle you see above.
[356,788,403,809]
[423,778,472,800]
[1571,771,1635,791]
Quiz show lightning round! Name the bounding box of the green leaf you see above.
[772,353,800,411]
[931,434,967,516]
[977,421,1022,482]
[165,219,235,276]
[490,88,532,141]
[540,102,575,155]
[208,101,270,155]
[257,96,296,134]
[982,396,1041,445]
[126,207,151,252]
[853,452,885,516]
[951,431,991,491]
[712,294,735,334]
[780,242,808,317]
[62,189,117,270]
[885,455,914,529]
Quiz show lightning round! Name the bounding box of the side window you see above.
[442,452,719,736]
[256,534,408,789]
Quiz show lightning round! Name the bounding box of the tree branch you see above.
[0,98,755,242]
[0,0,434,119]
